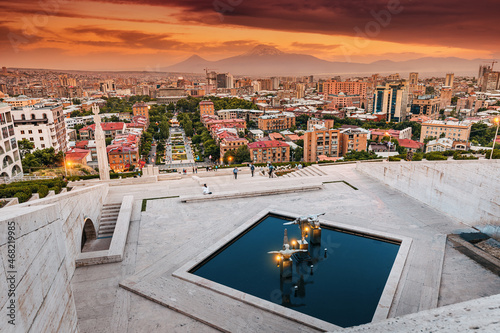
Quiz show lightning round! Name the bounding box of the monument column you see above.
[92,105,110,180]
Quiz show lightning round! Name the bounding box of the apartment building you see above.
[199,100,215,116]
[248,140,290,163]
[12,103,67,152]
[219,136,249,161]
[420,120,472,143]
[258,112,296,131]
[132,103,149,119]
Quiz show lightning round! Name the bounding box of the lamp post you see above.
[63,151,68,177]
[491,117,499,160]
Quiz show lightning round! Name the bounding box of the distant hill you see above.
[165,45,489,76]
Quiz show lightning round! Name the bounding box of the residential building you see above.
[0,103,23,179]
[106,144,140,172]
[325,92,362,109]
[420,120,472,142]
[258,112,296,131]
[249,129,264,139]
[65,148,91,166]
[3,96,42,108]
[397,139,424,152]
[217,109,264,121]
[303,128,342,162]
[411,95,441,119]
[199,100,215,116]
[12,103,67,152]
[307,118,334,131]
[219,136,249,161]
[425,137,454,153]
[132,103,149,119]
[322,80,367,99]
[79,122,126,141]
[248,140,290,163]
[340,127,369,154]
[440,88,453,109]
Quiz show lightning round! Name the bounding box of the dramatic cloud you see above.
[0,0,496,70]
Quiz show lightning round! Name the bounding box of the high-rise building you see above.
[444,73,454,88]
[296,83,306,99]
[409,72,419,85]
[372,82,409,122]
[216,73,233,89]
[0,103,23,180]
[271,77,280,90]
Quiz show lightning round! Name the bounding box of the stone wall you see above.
[356,160,500,225]
[0,184,108,332]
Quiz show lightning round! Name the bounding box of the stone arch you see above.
[3,155,13,168]
[12,164,22,176]
[81,217,97,251]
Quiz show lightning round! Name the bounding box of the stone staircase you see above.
[282,165,328,178]
[97,203,121,238]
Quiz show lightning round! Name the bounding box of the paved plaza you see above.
[72,164,500,332]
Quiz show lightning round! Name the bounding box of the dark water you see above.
[191,215,400,327]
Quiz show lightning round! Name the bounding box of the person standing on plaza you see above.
[233,166,238,179]
[250,164,255,177]
[268,164,274,178]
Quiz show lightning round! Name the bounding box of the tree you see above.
[293,147,303,161]
[105,137,113,146]
[235,145,250,163]
[18,139,34,158]
[223,150,237,164]
[296,115,310,129]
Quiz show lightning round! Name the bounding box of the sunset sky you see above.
[1,0,498,71]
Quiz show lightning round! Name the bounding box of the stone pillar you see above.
[92,105,110,181]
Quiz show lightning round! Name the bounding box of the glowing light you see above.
[291,240,296,245]
[494,117,499,124]
[305,227,309,232]
[276,255,280,261]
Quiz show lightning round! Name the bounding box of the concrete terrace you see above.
[71,163,500,332]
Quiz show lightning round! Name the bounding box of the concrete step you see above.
[99,225,116,231]
[101,213,119,218]
[311,166,328,176]
[99,221,117,227]
[98,231,114,238]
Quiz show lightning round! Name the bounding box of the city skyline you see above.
[1,0,499,71]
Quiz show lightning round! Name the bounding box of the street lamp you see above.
[491,117,500,160]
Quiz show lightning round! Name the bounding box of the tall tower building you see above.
[373,82,409,122]
[445,73,454,88]
[92,105,110,181]
[409,72,419,85]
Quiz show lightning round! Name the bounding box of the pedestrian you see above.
[206,166,209,172]
[268,164,274,178]
[215,165,218,171]
[192,167,195,174]
[233,167,238,179]
[195,167,198,174]
[250,164,255,177]
[202,184,212,195]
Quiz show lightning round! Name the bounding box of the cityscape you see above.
[0,1,499,333]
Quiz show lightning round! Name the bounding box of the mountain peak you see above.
[245,44,285,56]
[185,54,207,61]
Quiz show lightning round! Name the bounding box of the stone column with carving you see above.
[92,105,110,180]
